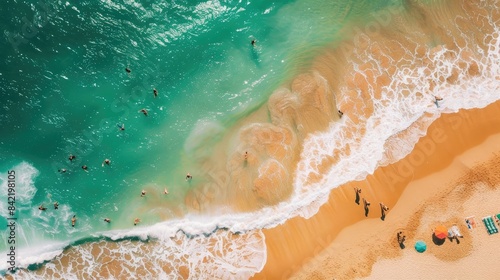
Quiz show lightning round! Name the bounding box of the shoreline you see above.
[253,100,500,279]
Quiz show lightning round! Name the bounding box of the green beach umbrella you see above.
[415,240,427,253]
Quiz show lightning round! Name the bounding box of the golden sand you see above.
[253,101,500,279]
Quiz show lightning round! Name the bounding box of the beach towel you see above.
[465,216,477,229]
[482,216,498,235]
[448,225,463,238]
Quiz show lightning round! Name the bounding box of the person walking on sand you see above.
[141,190,146,197]
[153,88,158,98]
[338,110,344,118]
[69,154,76,162]
[134,218,140,226]
[139,109,148,116]
[102,159,111,167]
[354,187,361,205]
[71,215,77,227]
[380,202,389,221]
[54,201,59,210]
[363,198,371,217]
[185,173,193,181]
[104,218,111,223]
[244,151,248,160]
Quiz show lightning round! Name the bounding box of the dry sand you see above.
[252,101,500,280]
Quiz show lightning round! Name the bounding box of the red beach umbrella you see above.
[434,225,448,239]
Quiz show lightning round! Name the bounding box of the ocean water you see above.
[1,0,500,278]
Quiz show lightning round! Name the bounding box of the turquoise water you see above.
[0,0,407,270]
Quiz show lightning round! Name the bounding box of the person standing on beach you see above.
[354,187,361,205]
[363,198,371,217]
[71,215,77,227]
[186,173,193,181]
[380,202,389,221]
[164,188,169,194]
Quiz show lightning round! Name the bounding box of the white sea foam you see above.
[0,162,39,218]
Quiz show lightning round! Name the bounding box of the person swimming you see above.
[58,168,67,173]
[185,173,193,181]
[82,165,88,172]
[153,88,158,98]
[164,188,169,194]
[118,123,125,131]
[125,67,131,73]
[102,159,111,167]
[139,109,148,116]
[54,201,59,210]
[104,218,111,223]
[251,39,256,46]
[134,218,140,226]
[141,190,146,197]
[68,154,76,161]
[71,215,77,227]
[38,205,47,211]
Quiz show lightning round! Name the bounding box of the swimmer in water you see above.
[134,218,140,225]
[118,123,125,131]
[38,205,47,211]
[104,218,111,223]
[141,190,146,197]
[71,215,77,227]
[139,109,148,116]
[82,165,88,172]
[69,154,76,162]
[185,173,193,181]
[153,88,158,98]
[54,201,59,210]
[102,159,111,167]
[125,67,131,73]
[164,188,169,194]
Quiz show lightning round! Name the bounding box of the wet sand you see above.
[253,100,500,279]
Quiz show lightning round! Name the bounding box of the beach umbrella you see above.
[434,225,448,239]
[415,240,426,253]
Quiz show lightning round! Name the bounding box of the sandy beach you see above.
[253,100,500,279]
